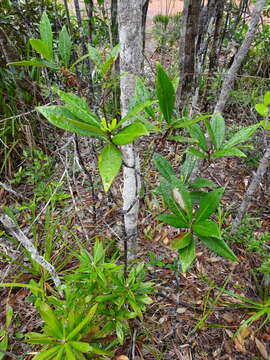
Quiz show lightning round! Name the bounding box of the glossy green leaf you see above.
[195,188,224,223]
[98,144,122,192]
[213,147,246,157]
[67,303,98,340]
[70,341,92,353]
[59,26,72,67]
[26,332,55,345]
[116,100,156,128]
[200,236,238,261]
[190,178,217,189]
[29,39,51,61]
[188,147,207,159]
[65,343,76,360]
[180,152,197,182]
[210,113,225,150]
[255,103,268,117]
[172,116,204,129]
[38,303,63,338]
[205,119,217,150]
[156,63,175,124]
[36,106,107,139]
[156,213,188,228]
[52,88,100,127]
[223,124,260,148]
[188,124,208,151]
[192,219,221,239]
[178,237,196,272]
[7,59,58,69]
[264,91,270,106]
[159,180,189,226]
[39,12,53,61]
[172,232,192,250]
[33,345,61,360]
[170,176,192,218]
[112,122,149,145]
[153,152,175,181]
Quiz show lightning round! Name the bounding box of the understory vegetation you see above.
[0,0,270,359]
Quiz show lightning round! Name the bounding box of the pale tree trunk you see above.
[118,0,143,259]
[231,145,270,232]
[214,0,267,114]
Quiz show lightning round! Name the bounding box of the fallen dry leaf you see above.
[255,338,268,360]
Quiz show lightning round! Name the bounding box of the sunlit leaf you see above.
[156,62,175,124]
[98,144,122,192]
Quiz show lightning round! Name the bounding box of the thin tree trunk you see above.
[231,145,270,232]
[214,0,267,114]
[177,0,202,111]
[118,0,143,259]
[142,0,150,54]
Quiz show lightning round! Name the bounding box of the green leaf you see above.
[172,232,192,250]
[69,341,92,353]
[7,58,58,69]
[153,153,175,182]
[59,26,72,67]
[187,147,207,159]
[29,39,51,61]
[116,321,124,344]
[67,304,98,340]
[255,103,268,117]
[192,219,221,239]
[38,303,63,338]
[26,333,56,345]
[117,100,156,128]
[170,176,192,218]
[33,345,61,360]
[224,124,260,148]
[159,180,189,226]
[172,116,204,129]
[156,214,188,228]
[168,135,198,144]
[52,88,100,127]
[210,114,225,150]
[98,144,122,192]
[39,12,53,61]
[195,188,224,223]
[264,91,270,106]
[260,119,270,130]
[205,119,217,150]
[178,238,196,272]
[112,122,149,145]
[180,153,197,182]
[188,124,208,151]
[36,106,107,139]
[156,62,175,124]
[200,236,238,262]
[190,178,217,189]
[5,306,13,328]
[213,147,246,157]
[65,343,76,360]
[0,333,8,358]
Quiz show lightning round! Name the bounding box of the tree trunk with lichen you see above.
[118,0,143,259]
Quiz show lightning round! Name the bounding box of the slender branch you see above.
[231,145,270,232]
[0,209,62,292]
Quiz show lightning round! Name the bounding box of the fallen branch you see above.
[0,209,62,291]
[231,145,270,232]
